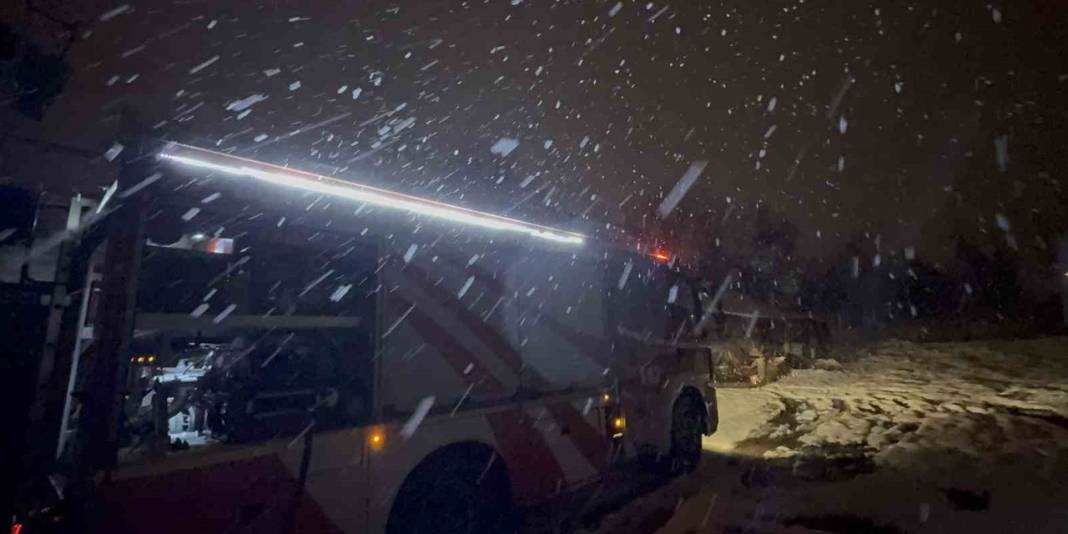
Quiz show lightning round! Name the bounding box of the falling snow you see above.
[225,94,268,112]
[103,143,124,162]
[657,161,708,218]
[403,244,418,263]
[400,396,436,439]
[490,137,520,157]
[98,4,130,21]
[188,55,219,74]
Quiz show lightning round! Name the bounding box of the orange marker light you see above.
[602,392,611,402]
[651,251,671,263]
[369,429,385,450]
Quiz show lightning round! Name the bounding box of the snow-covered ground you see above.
[592,337,1068,533]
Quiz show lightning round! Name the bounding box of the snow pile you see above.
[594,338,1068,534]
[732,338,1068,468]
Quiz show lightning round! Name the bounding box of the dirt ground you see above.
[589,337,1068,533]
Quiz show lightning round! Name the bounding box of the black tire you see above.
[386,446,511,534]
[669,395,704,475]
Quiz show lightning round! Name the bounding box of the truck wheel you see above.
[386,446,511,534]
[669,396,704,475]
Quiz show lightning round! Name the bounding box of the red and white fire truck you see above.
[20,143,717,533]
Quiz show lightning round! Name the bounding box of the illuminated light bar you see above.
[158,143,585,245]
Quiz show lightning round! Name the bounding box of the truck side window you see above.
[605,255,668,339]
[128,208,377,450]
[667,276,698,327]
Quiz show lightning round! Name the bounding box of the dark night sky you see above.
[3,0,1067,277]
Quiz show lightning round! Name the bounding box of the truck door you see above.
[604,254,676,457]
[512,247,617,489]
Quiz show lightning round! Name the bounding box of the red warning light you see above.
[650,251,671,263]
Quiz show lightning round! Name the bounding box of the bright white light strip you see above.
[158,147,585,245]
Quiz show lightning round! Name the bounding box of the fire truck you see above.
[12,142,717,533]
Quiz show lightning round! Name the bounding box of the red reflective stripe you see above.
[485,408,566,502]
[462,258,508,296]
[398,262,612,487]
[399,264,529,377]
[94,454,343,533]
[400,297,505,391]
[391,274,569,500]
[419,243,510,297]
[546,401,609,471]
[536,312,615,369]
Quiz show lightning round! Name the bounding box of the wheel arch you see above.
[385,440,511,533]
[675,385,714,435]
